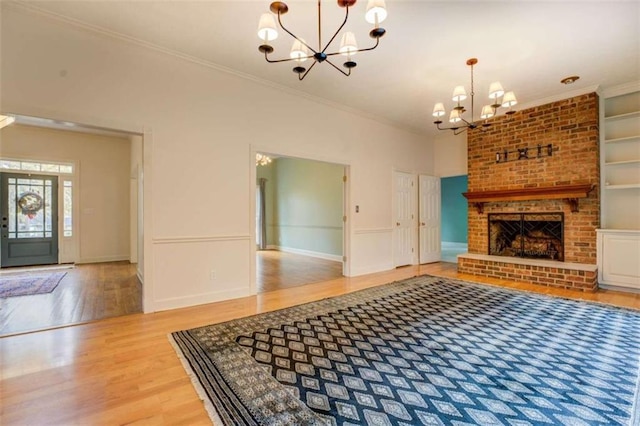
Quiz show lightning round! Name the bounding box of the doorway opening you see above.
[255,155,346,293]
[440,175,468,263]
[0,115,145,336]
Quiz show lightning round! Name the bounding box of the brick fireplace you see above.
[458,93,600,291]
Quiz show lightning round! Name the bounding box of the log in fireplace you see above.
[489,213,564,261]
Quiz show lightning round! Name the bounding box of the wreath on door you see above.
[18,191,44,219]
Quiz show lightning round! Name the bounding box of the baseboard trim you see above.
[349,262,395,277]
[154,287,252,312]
[77,255,130,264]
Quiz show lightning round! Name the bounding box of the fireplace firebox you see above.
[489,213,564,261]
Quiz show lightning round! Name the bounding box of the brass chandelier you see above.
[257,0,388,80]
[432,58,518,135]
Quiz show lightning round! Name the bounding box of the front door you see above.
[1,173,59,267]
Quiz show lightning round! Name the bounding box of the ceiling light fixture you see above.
[0,115,16,130]
[257,0,387,81]
[560,75,580,85]
[432,58,518,135]
[256,153,272,166]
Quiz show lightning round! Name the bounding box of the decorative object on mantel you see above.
[256,153,272,166]
[432,58,518,135]
[463,184,595,214]
[496,144,559,163]
[257,0,387,80]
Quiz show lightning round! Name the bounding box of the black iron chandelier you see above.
[432,58,518,135]
[257,0,388,80]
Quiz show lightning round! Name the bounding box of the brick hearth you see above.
[458,93,600,291]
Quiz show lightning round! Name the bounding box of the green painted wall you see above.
[441,175,468,243]
[258,157,343,257]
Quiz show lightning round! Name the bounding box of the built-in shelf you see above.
[604,110,640,122]
[463,184,595,214]
[598,89,640,230]
[604,135,640,144]
[605,183,640,190]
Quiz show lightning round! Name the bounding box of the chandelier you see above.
[257,0,387,80]
[432,58,518,135]
[256,153,272,166]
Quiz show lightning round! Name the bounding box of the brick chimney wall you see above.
[466,92,600,265]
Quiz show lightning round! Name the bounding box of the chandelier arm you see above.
[264,52,315,64]
[320,3,350,53]
[298,60,318,81]
[435,121,470,132]
[324,37,380,57]
[454,127,469,136]
[324,58,350,77]
[276,11,318,54]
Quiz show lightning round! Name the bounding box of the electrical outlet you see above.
[210,270,216,280]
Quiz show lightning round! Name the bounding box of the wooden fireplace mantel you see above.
[463,184,595,214]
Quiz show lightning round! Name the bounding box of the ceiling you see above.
[11,0,640,136]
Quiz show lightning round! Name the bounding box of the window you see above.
[0,158,74,174]
[63,181,73,237]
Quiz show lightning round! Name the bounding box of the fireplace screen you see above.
[489,213,564,261]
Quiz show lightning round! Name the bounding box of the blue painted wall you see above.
[441,175,468,243]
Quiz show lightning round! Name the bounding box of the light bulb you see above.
[290,39,308,62]
[432,103,445,118]
[480,105,494,119]
[257,13,278,42]
[339,32,358,56]
[488,81,505,100]
[365,0,387,25]
[452,86,467,102]
[502,91,518,107]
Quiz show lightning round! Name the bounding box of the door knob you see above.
[421,222,425,226]
[396,222,400,226]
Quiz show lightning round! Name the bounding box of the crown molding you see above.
[515,84,601,113]
[4,1,426,137]
[600,81,640,98]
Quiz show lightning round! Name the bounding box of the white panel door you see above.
[419,175,441,264]
[394,171,416,267]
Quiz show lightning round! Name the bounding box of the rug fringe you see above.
[168,333,224,426]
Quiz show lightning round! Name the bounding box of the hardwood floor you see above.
[0,262,142,336]
[1,263,639,425]
[257,249,343,293]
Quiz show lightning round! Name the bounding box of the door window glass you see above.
[7,177,55,239]
[63,181,73,237]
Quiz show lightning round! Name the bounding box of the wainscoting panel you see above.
[152,235,252,311]
[350,228,394,276]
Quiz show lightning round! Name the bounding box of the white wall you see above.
[1,125,131,263]
[1,6,433,311]
[433,132,467,177]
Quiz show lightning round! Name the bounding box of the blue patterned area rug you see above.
[170,275,640,425]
